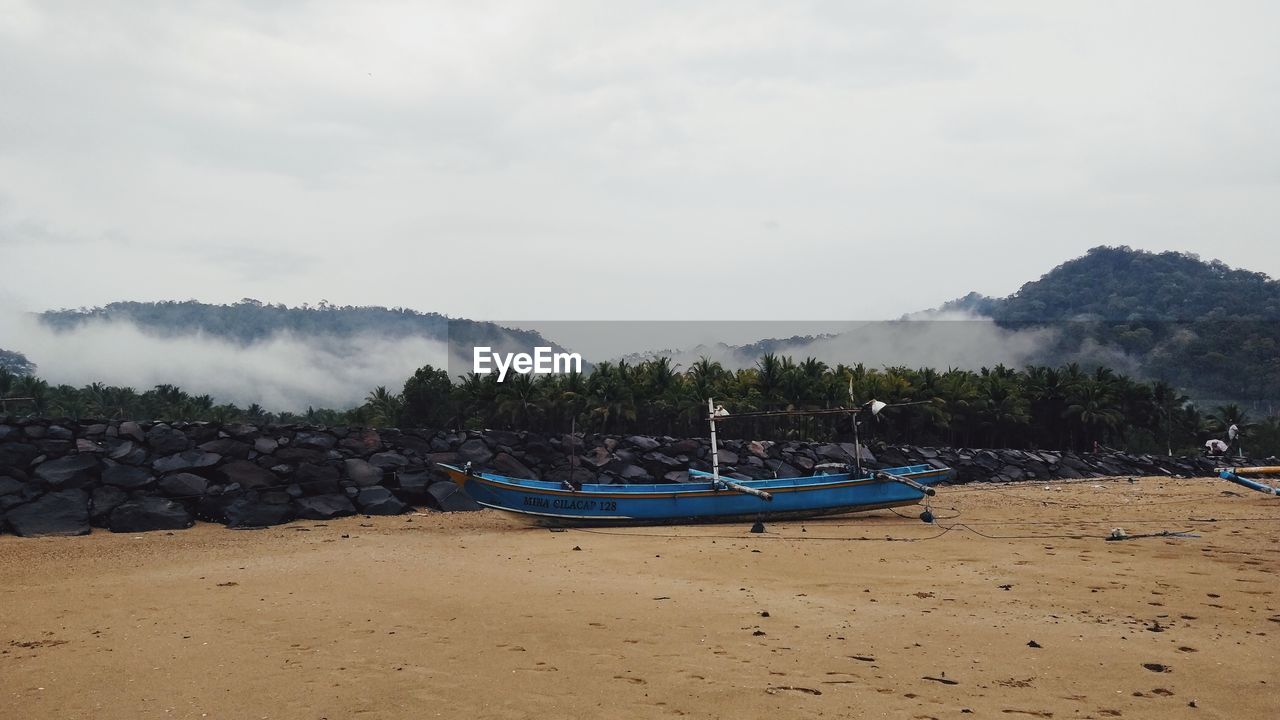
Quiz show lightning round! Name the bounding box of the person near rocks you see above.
[1204,438,1228,456]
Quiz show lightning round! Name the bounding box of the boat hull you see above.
[437,463,952,526]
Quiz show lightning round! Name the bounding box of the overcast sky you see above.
[2,1,1278,321]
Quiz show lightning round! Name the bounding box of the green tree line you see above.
[3,356,1277,457]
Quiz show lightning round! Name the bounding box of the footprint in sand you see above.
[613,675,646,684]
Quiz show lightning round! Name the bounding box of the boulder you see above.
[765,459,803,478]
[491,452,536,479]
[34,455,100,489]
[225,492,295,529]
[626,436,661,452]
[816,444,852,463]
[273,447,327,463]
[159,472,208,498]
[344,459,384,487]
[4,490,90,536]
[427,482,482,512]
[662,470,689,483]
[198,439,252,459]
[75,438,106,453]
[0,442,40,468]
[101,463,155,490]
[613,464,653,482]
[368,451,409,469]
[109,497,194,533]
[152,450,221,474]
[0,476,23,497]
[457,438,493,465]
[581,447,613,468]
[89,485,128,526]
[641,451,682,468]
[339,428,382,453]
[394,470,434,504]
[293,431,336,450]
[253,437,279,454]
[0,423,19,441]
[293,493,357,520]
[295,463,340,494]
[46,425,74,440]
[217,460,279,489]
[146,424,190,455]
[355,486,409,515]
[715,449,739,466]
[118,421,145,442]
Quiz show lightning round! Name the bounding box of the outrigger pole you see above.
[707,398,772,501]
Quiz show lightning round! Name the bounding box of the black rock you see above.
[627,436,661,452]
[109,496,194,533]
[368,451,409,469]
[491,452,536,479]
[118,421,145,442]
[295,463,340,493]
[225,492,295,529]
[355,486,409,515]
[217,459,279,489]
[344,458,383,487]
[146,424,191,455]
[159,472,209,498]
[394,470,434,504]
[457,438,493,465]
[0,442,40,468]
[90,485,128,526]
[102,462,155,489]
[4,489,90,536]
[294,493,357,520]
[0,475,23,496]
[47,425,74,440]
[293,431,337,449]
[198,438,252,459]
[427,482,482,512]
[34,454,100,489]
[152,450,221,474]
[338,428,382,453]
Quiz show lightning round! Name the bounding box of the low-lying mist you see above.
[1,311,448,410]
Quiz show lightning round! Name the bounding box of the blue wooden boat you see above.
[436,462,953,526]
[1218,466,1280,496]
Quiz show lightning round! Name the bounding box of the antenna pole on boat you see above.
[708,397,720,484]
[853,410,863,478]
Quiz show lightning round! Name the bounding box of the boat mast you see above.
[708,397,720,484]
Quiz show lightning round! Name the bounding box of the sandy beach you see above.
[2,476,1276,720]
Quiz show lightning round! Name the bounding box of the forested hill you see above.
[944,247,1280,404]
[981,246,1280,323]
[38,299,555,350]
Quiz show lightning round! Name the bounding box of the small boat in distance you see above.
[435,397,954,526]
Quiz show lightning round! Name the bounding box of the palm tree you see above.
[1064,380,1124,450]
[363,386,404,427]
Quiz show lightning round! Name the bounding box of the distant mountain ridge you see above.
[946,246,1280,323]
[38,299,560,351]
[947,246,1280,404]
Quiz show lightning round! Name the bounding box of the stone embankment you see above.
[0,418,1259,536]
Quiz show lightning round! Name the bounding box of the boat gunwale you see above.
[438,463,952,500]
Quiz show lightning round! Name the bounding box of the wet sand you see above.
[2,476,1277,719]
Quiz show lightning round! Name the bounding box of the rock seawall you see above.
[0,417,1256,536]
